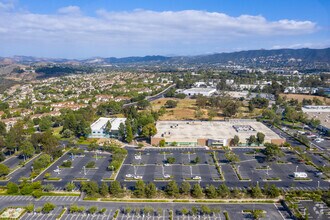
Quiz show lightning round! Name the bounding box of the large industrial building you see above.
[181,87,216,97]
[89,117,126,138]
[151,120,285,147]
[302,105,330,132]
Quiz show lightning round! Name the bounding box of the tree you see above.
[42,184,54,192]
[180,182,191,195]
[134,180,145,198]
[251,209,265,220]
[166,157,176,164]
[125,123,133,143]
[201,205,211,215]
[217,184,230,198]
[205,184,217,199]
[87,141,98,151]
[39,117,52,132]
[230,135,240,146]
[224,151,240,164]
[99,182,109,197]
[142,123,157,139]
[104,121,112,134]
[247,135,257,146]
[145,182,157,198]
[263,143,284,162]
[118,123,126,141]
[207,108,217,120]
[165,180,179,197]
[222,101,240,117]
[65,182,75,192]
[191,156,200,164]
[191,183,203,198]
[250,184,263,198]
[137,100,150,110]
[164,100,178,108]
[26,203,34,213]
[7,182,19,194]
[0,121,6,136]
[264,184,280,198]
[181,208,189,216]
[80,181,99,197]
[42,202,56,213]
[88,206,98,214]
[256,132,265,146]
[109,180,123,197]
[62,129,74,138]
[159,139,165,147]
[0,164,9,177]
[33,154,51,172]
[20,140,35,161]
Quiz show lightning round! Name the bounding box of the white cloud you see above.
[0,0,15,11]
[57,6,81,15]
[0,6,320,57]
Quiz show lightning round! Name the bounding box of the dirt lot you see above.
[280,93,330,104]
[151,98,225,120]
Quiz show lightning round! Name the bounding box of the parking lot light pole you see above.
[267,165,269,176]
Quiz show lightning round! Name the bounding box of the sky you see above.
[0,0,329,58]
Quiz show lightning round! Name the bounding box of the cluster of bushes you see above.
[106,146,127,171]
[26,202,56,214]
[7,180,43,197]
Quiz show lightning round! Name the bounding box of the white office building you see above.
[182,87,216,97]
[90,117,126,138]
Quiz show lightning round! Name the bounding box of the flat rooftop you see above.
[91,117,126,131]
[183,87,216,92]
[154,120,282,143]
[305,112,330,129]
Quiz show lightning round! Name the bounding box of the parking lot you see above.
[117,148,221,183]
[34,151,113,185]
[219,148,327,186]
[1,155,25,171]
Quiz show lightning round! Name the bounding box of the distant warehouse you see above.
[151,120,285,147]
[181,87,216,97]
[89,117,126,138]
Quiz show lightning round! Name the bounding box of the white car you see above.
[135,155,142,160]
[134,175,143,179]
[193,176,201,180]
[163,174,171,179]
[125,174,133,178]
[164,163,170,167]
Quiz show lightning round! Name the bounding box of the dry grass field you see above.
[151,98,225,120]
[280,93,330,104]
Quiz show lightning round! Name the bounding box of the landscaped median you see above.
[89,198,281,203]
[210,151,225,181]
[232,165,251,181]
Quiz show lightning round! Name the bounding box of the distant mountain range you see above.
[1,48,329,67]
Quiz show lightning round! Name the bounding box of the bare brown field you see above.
[151,98,225,120]
[280,93,330,104]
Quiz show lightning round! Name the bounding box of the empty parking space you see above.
[21,206,63,220]
[35,152,113,184]
[119,149,220,183]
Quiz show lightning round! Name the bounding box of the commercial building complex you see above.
[89,117,126,138]
[181,87,216,97]
[302,105,330,131]
[151,120,284,147]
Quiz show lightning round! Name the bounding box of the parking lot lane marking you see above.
[63,214,70,220]
[274,203,286,220]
